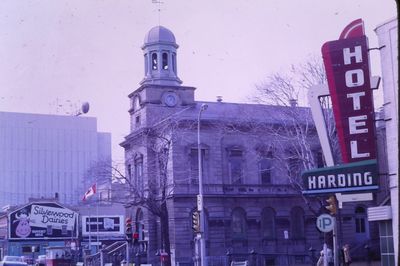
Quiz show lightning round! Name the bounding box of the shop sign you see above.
[9,202,78,240]
[81,215,124,235]
[321,19,376,163]
[302,159,378,195]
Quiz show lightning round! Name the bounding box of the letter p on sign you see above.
[316,214,334,232]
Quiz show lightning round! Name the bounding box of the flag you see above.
[82,184,96,201]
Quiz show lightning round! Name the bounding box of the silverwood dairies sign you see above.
[302,19,378,195]
[9,202,78,240]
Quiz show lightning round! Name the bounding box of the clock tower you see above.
[128,25,196,132]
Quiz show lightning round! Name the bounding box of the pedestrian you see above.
[339,247,345,265]
[317,250,324,266]
[326,246,334,266]
[343,244,352,265]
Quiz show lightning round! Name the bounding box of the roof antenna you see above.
[152,0,164,25]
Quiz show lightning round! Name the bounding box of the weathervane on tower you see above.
[152,0,164,25]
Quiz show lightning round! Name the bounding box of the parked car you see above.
[0,256,28,266]
[20,256,34,265]
[35,255,46,266]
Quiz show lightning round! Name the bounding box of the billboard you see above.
[321,19,376,163]
[302,159,378,195]
[81,215,124,236]
[9,202,78,240]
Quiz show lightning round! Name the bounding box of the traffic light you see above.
[125,218,133,242]
[325,195,337,215]
[133,231,139,245]
[192,211,200,233]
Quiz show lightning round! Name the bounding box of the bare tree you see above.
[249,55,340,214]
[86,111,197,266]
[251,55,326,106]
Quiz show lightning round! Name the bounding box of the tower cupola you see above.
[141,26,182,86]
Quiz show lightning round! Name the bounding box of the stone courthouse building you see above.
[119,26,382,265]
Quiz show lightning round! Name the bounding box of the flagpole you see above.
[83,184,97,254]
[88,213,92,253]
[96,181,99,252]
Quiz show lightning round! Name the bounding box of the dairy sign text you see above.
[322,19,376,163]
[30,204,76,230]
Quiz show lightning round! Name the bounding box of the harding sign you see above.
[302,159,378,195]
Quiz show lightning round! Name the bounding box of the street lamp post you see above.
[197,103,208,266]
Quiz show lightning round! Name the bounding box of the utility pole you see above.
[197,103,208,266]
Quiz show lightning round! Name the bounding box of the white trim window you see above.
[228,149,243,184]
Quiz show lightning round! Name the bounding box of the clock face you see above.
[164,93,177,107]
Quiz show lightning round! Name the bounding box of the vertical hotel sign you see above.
[322,19,376,163]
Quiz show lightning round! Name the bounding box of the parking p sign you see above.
[316,214,334,232]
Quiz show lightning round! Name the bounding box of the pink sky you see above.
[0,0,396,162]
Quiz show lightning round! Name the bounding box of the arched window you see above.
[151,53,158,70]
[231,208,247,240]
[162,52,168,70]
[144,54,148,75]
[259,151,274,184]
[136,208,145,240]
[261,207,276,239]
[134,155,143,190]
[290,207,304,239]
[172,53,177,72]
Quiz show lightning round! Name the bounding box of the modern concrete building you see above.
[0,112,111,207]
[368,17,398,266]
[120,25,383,266]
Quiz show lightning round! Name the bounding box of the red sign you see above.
[321,19,376,163]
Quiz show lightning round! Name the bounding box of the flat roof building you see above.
[0,111,111,207]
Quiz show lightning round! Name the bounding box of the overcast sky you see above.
[0,0,397,162]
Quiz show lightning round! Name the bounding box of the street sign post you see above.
[316,214,334,233]
[197,194,203,211]
[335,192,373,208]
